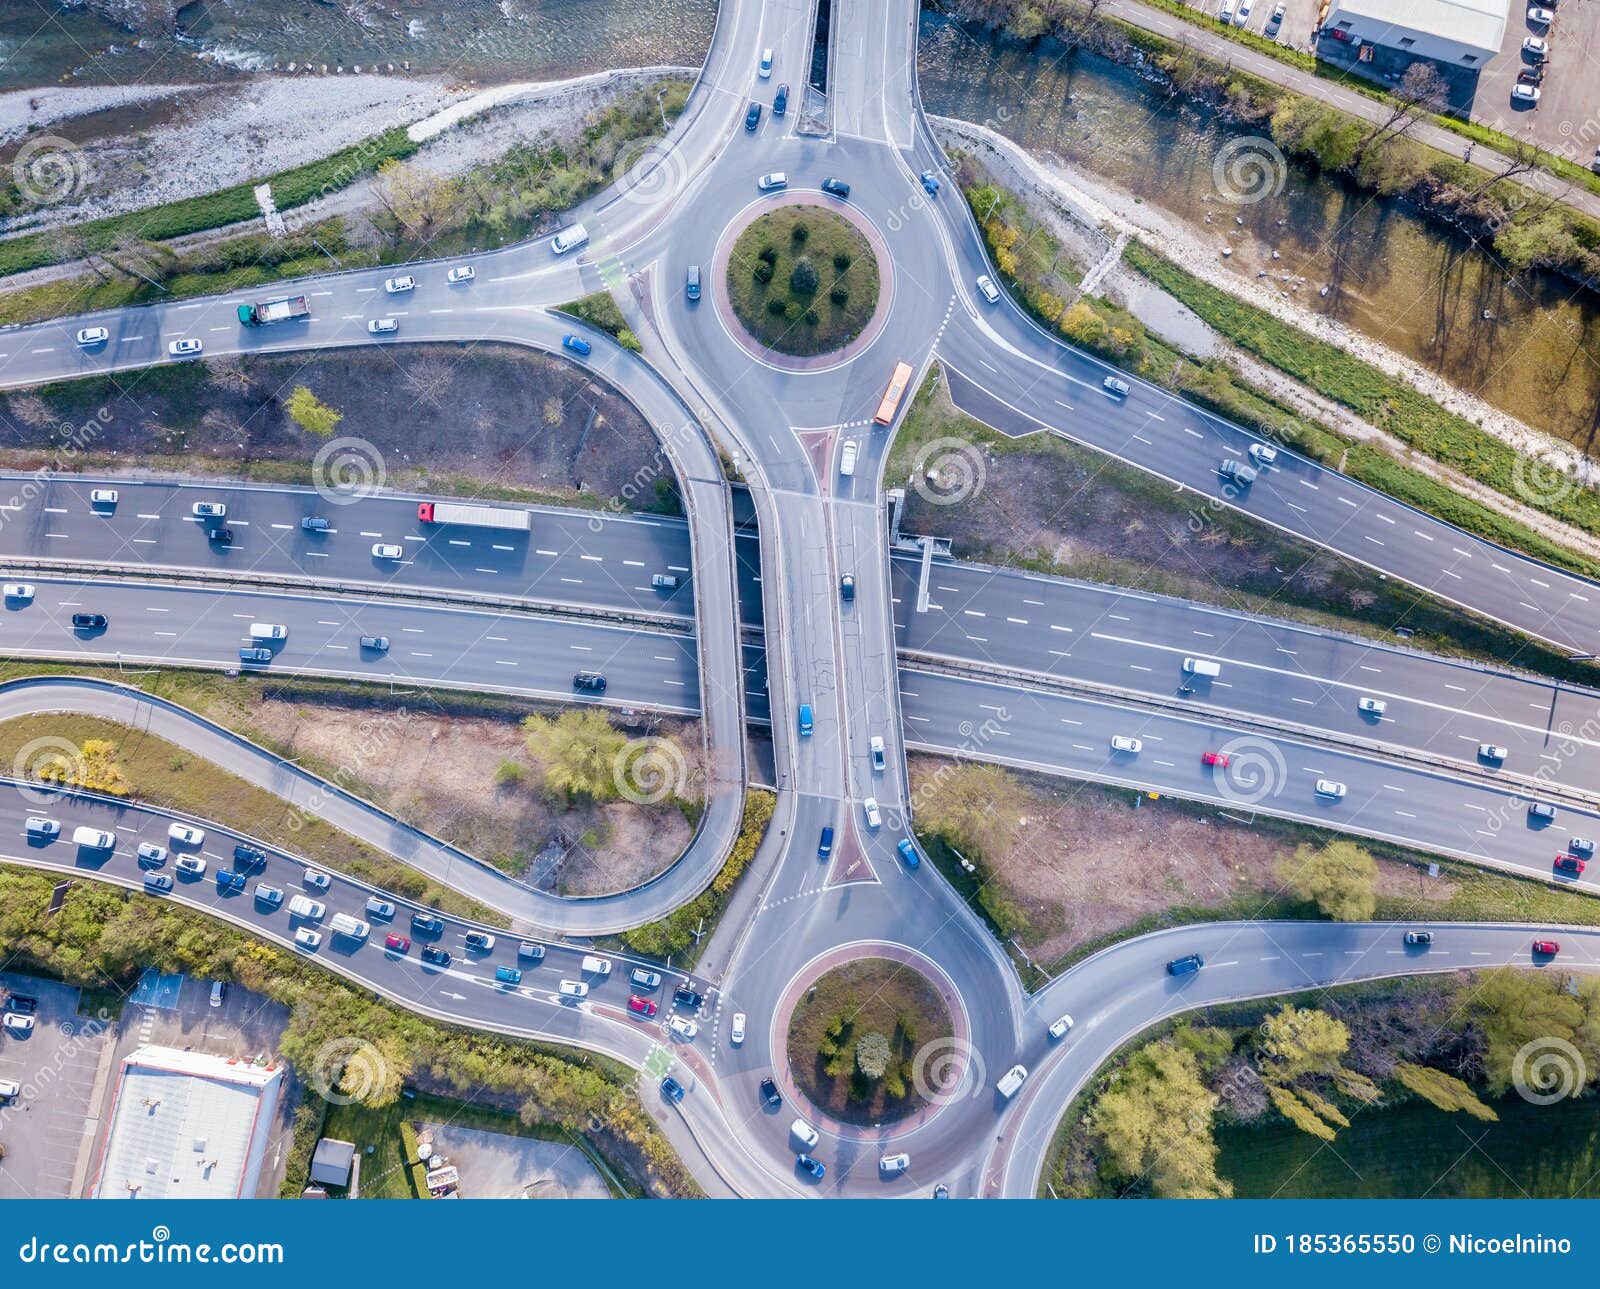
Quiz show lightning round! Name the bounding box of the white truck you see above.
[237,295,310,326]
[416,500,533,531]
[328,912,370,941]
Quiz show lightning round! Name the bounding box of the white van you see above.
[328,912,370,941]
[1182,657,1221,678]
[71,825,114,850]
[249,623,288,640]
[551,223,589,254]
[581,954,612,976]
[839,441,858,477]
[996,1063,1029,1099]
[288,894,326,920]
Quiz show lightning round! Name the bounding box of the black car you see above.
[674,985,703,1010]
[820,177,851,199]
[759,1077,783,1108]
[209,527,234,544]
[5,993,37,1015]
[232,843,267,871]
[839,574,855,601]
[773,83,789,115]
[744,101,762,131]
[420,945,451,967]
[464,931,495,952]
[573,672,607,693]
[411,911,445,935]
[71,612,107,630]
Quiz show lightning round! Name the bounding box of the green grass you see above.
[555,291,640,351]
[725,206,878,356]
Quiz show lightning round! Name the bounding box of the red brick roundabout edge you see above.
[710,192,895,374]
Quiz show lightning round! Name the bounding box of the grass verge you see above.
[556,292,641,350]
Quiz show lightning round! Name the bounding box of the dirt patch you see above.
[0,343,681,511]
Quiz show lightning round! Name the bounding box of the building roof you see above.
[91,1046,282,1200]
[1328,0,1509,53]
[309,1137,356,1186]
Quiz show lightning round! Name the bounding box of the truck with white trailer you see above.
[416,501,533,531]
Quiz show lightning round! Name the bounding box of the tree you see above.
[1351,63,1447,166]
[1392,1064,1498,1121]
[1091,1039,1231,1198]
[523,710,627,803]
[1276,839,1377,921]
[1256,1005,1379,1140]
[285,385,344,438]
[855,1031,891,1080]
[914,762,1027,864]
[371,160,464,242]
[1468,968,1586,1094]
[789,256,819,295]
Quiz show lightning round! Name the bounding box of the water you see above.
[918,15,1600,456]
[0,0,716,90]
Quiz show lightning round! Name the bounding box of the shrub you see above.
[832,251,852,270]
[758,245,778,264]
[767,297,789,317]
[789,256,819,295]
[791,223,809,243]
[752,261,774,284]
[829,285,849,306]
[803,308,819,325]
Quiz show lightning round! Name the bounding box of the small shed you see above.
[309,1137,356,1187]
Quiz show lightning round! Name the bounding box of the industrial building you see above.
[1320,0,1509,66]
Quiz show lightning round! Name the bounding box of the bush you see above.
[789,256,819,295]
[791,223,809,243]
[803,308,819,325]
[829,285,849,306]
[767,297,789,317]
[832,251,852,270]
[758,245,778,264]
[752,261,774,284]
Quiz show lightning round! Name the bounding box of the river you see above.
[917,14,1600,456]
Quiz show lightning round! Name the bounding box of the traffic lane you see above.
[898,668,1600,884]
[891,556,1600,791]
[0,576,699,710]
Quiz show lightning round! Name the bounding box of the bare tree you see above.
[1351,63,1447,166]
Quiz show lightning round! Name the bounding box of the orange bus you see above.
[873,361,914,427]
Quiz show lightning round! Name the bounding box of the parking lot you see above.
[0,974,111,1200]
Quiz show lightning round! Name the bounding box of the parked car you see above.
[1523,35,1549,58]
[574,671,607,693]
[76,327,109,346]
[0,1078,20,1101]
[628,995,658,1017]
[5,995,37,1015]
[384,275,416,294]
[1404,930,1433,946]
[420,945,451,967]
[167,338,203,357]
[384,934,411,953]
[757,171,787,191]
[367,318,398,334]
[661,1076,685,1103]
[561,334,592,356]
[760,1077,783,1108]
[1512,82,1542,104]
[1528,6,1554,23]
[820,177,851,199]
[446,265,476,284]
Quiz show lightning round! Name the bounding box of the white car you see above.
[757,172,788,191]
[1248,442,1278,466]
[1528,6,1554,22]
[89,489,117,505]
[870,735,885,771]
[1269,1,1286,22]
[559,980,589,1000]
[1357,696,1387,715]
[1103,375,1131,397]
[730,1012,746,1045]
[791,1119,821,1148]
[0,1077,20,1100]
[3,583,34,601]
[76,326,109,346]
[1523,35,1548,57]
[758,47,774,76]
[975,274,1000,304]
[384,275,416,294]
[1235,0,1252,23]
[168,823,205,847]
[3,1013,34,1035]
[1512,82,1541,103]
[446,265,476,284]
[304,870,332,891]
[862,797,882,829]
[368,318,398,334]
[175,855,207,876]
[879,1152,910,1176]
[294,927,322,951]
[839,440,858,476]
[1110,735,1142,754]
[1314,779,1347,800]
[669,1015,699,1040]
[1048,1014,1074,1040]
[192,501,226,518]
[1478,743,1509,763]
[24,817,59,838]
[168,338,203,357]
[372,543,404,560]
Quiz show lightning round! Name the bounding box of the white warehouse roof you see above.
[1327,0,1509,54]
[91,1046,283,1200]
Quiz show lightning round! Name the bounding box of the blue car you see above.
[1166,954,1204,976]
[217,869,246,892]
[797,1154,825,1179]
[919,170,940,195]
[562,334,591,357]
[896,839,921,871]
[662,1076,685,1104]
[411,911,445,935]
[818,826,834,860]
[798,703,813,737]
[494,965,523,986]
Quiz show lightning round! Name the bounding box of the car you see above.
[136,841,166,866]
[464,931,496,952]
[1048,1014,1074,1040]
[3,1012,34,1035]
[167,338,202,357]
[1404,930,1433,946]
[791,1118,821,1148]
[1358,696,1387,715]
[1315,779,1347,799]
[494,965,523,986]
[209,527,234,544]
[820,177,851,199]
[797,1154,825,1179]
[731,1012,746,1044]
[1103,375,1130,397]
[818,825,834,859]
[839,573,855,601]
[559,979,589,1000]
[1523,35,1549,57]
[1220,458,1257,486]
[798,703,814,737]
[144,873,174,893]
[573,671,607,693]
[71,612,106,630]
[365,898,396,921]
[919,170,940,195]
[371,543,404,560]
[254,884,283,907]
[561,334,592,356]
[879,1153,910,1176]
[758,47,773,76]
[760,1077,783,1108]
[1248,442,1278,466]
[1478,743,1508,763]
[773,83,789,115]
[757,172,787,191]
[232,844,266,870]
[870,735,886,771]
[651,573,680,591]
[300,516,331,533]
[420,945,451,967]
[5,994,37,1015]
[685,265,701,301]
[1569,837,1596,859]
[1110,735,1142,754]
[1529,801,1558,823]
[1166,954,1204,976]
[367,318,400,336]
[76,326,109,346]
[668,1015,700,1039]
[294,928,322,951]
[192,501,226,519]
[839,440,858,475]
[896,838,921,870]
[24,817,59,839]
[168,823,205,847]
[217,869,246,892]
[745,101,762,131]
[1268,1,1286,23]
[384,275,415,294]
[0,1078,21,1101]
[288,895,325,920]
[304,870,332,891]
[971,273,1002,304]
[89,490,117,506]
[674,986,702,1009]
[384,933,411,953]
[630,967,661,989]
[863,797,882,829]
[1235,0,1253,24]
[3,583,34,600]
[628,995,658,1017]
[1528,5,1554,22]
[518,941,546,961]
[175,855,207,877]
[359,635,390,651]
[446,265,476,284]
[1533,939,1560,956]
[661,1075,685,1103]
[1555,854,1587,875]
[412,911,445,935]
[1512,82,1541,103]
[1201,751,1230,767]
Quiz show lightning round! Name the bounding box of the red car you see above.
[627,995,658,1017]
[1533,939,1560,956]
[383,933,411,953]
[1201,751,1230,767]
[1555,854,1587,875]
